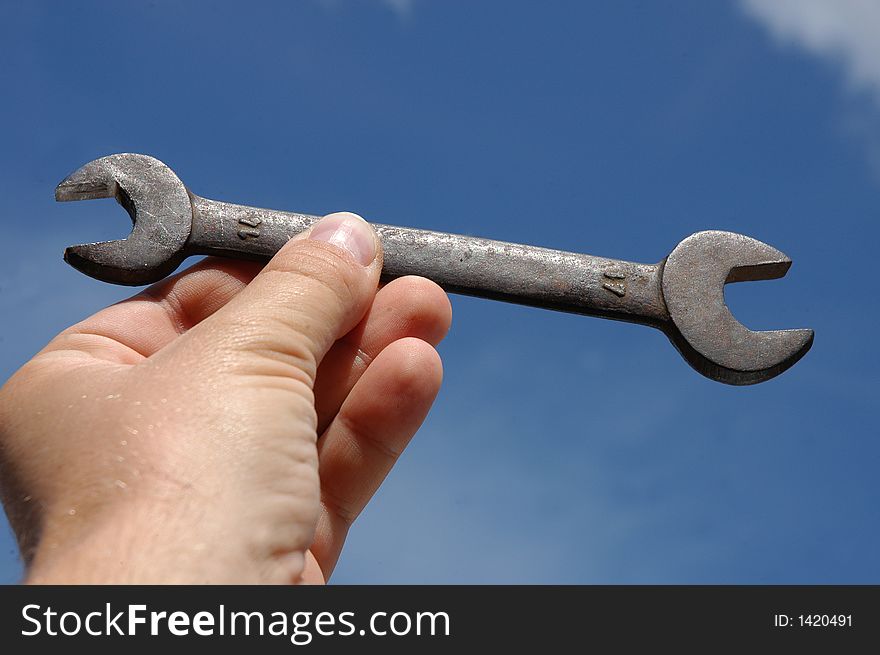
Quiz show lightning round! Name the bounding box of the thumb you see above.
[195,211,382,384]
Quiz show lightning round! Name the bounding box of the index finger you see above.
[44,257,263,364]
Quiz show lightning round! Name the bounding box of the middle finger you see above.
[313,275,451,433]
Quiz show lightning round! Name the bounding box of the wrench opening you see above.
[56,154,193,286]
[661,230,814,385]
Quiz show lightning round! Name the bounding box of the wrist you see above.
[25,496,276,584]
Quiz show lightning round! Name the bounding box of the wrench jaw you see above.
[662,322,814,386]
[55,178,119,203]
[56,154,194,286]
[64,241,187,287]
[661,230,814,385]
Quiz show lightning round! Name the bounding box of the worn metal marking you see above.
[237,216,262,239]
[602,271,626,297]
[602,282,626,297]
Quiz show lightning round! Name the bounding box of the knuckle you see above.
[321,487,358,526]
[270,241,362,309]
[207,312,322,386]
[338,410,403,464]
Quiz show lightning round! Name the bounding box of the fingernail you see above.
[309,212,377,266]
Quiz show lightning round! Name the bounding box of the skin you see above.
[0,212,452,584]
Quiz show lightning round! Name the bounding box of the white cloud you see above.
[381,0,414,17]
[741,0,880,105]
[316,0,415,18]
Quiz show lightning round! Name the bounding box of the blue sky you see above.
[1,0,878,583]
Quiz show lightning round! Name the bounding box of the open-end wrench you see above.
[56,153,813,385]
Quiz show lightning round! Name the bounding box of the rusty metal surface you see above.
[56,153,814,385]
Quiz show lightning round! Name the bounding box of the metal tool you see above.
[56,153,813,385]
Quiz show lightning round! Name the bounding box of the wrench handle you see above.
[188,197,669,326]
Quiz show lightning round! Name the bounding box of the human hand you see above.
[0,212,451,584]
